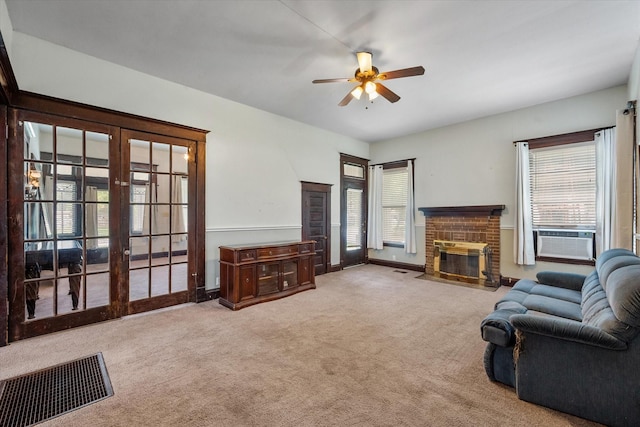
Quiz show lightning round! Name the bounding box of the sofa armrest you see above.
[481,308,524,347]
[535,271,586,291]
[510,314,626,350]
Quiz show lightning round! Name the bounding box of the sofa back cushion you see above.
[581,252,640,342]
[606,264,640,328]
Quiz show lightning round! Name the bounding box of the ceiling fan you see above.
[312,51,425,106]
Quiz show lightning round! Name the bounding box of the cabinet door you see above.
[258,262,280,295]
[239,265,256,301]
[298,256,312,285]
[282,260,298,290]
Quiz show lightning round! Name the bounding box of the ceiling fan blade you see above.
[356,51,373,73]
[338,91,354,107]
[312,77,352,84]
[378,66,425,80]
[375,83,401,103]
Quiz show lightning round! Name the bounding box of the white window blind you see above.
[382,167,408,244]
[56,180,77,236]
[346,188,363,250]
[529,142,596,229]
[130,185,147,234]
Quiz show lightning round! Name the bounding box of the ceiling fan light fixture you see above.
[351,85,364,100]
[365,81,377,94]
[368,90,379,101]
[356,51,372,74]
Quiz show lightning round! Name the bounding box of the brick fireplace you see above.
[418,205,505,287]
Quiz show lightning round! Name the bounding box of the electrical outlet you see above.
[392,255,397,261]
[216,276,220,286]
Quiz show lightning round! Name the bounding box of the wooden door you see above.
[301,182,331,275]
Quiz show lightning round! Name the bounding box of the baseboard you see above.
[500,276,520,287]
[367,259,425,272]
[196,287,219,302]
[330,264,342,272]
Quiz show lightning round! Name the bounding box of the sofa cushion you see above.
[598,255,640,290]
[606,265,640,328]
[530,284,581,304]
[494,279,536,310]
[521,294,582,321]
[595,248,636,271]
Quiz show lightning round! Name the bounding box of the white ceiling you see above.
[5,0,640,143]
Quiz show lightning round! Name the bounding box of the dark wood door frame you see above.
[340,154,368,269]
[301,181,331,275]
[0,105,7,346]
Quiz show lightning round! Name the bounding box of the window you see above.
[130,184,147,234]
[56,180,78,236]
[529,141,596,229]
[96,189,110,248]
[382,164,409,245]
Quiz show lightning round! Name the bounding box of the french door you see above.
[7,110,198,341]
[121,130,196,315]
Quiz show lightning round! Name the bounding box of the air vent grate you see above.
[0,353,113,426]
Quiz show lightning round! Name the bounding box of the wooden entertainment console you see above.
[219,241,316,310]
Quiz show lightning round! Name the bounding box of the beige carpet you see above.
[0,265,600,426]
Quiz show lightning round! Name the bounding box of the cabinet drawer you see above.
[238,250,256,262]
[257,245,297,259]
[299,243,313,254]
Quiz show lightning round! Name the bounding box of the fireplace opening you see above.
[434,240,489,283]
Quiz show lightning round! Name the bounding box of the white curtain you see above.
[595,128,616,255]
[41,175,54,238]
[404,160,417,254]
[171,176,186,243]
[514,142,535,265]
[613,109,634,249]
[142,183,158,235]
[367,165,384,250]
[85,186,98,249]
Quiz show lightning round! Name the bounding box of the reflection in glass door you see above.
[123,131,193,314]
[20,120,112,321]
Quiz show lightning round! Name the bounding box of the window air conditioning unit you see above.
[536,229,594,261]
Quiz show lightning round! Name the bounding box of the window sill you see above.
[383,242,405,249]
[535,256,595,266]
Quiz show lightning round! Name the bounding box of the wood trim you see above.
[517,128,604,150]
[330,264,342,272]
[203,288,219,301]
[0,32,19,105]
[195,138,207,302]
[301,181,332,275]
[300,181,332,192]
[535,256,595,266]
[0,105,7,346]
[367,258,425,272]
[500,276,520,287]
[14,92,208,142]
[418,205,506,217]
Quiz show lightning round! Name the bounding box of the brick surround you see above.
[419,205,504,286]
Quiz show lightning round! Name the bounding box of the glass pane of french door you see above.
[22,121,111,320]
[126,134,191,307]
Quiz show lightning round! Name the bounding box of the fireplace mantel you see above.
[419,205,505,217]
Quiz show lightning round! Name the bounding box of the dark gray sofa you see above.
[481,248,640,427]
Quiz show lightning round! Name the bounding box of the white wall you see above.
[369,85,629,280]
[5,31,368,290]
